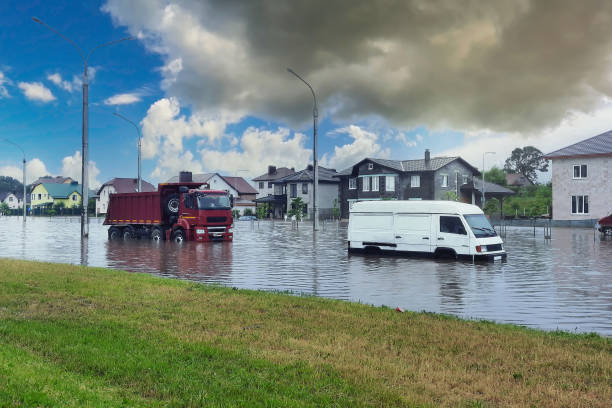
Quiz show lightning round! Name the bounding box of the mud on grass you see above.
[0,258,610,407]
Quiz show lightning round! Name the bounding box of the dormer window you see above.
[367,163,373,170]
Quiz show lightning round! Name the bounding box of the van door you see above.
[434,215,470,256]
[394,214,432,253]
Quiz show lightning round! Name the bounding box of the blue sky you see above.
[3,1,612,187]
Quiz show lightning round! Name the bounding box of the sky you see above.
[3,0,612,188]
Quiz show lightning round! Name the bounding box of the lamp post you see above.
[287,68,319,231]
[482,151,495,208]
[33,17,132,238]
[113,112,141,192]
[3,139,26,222]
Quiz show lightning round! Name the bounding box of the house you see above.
[252,166,295,199]
[505,173,533,187]
[255,165,339,219]
[30,182,82,208]
[166,173,257,215]
[30,176,74,188]
[0,191,23,209]
[335,150,487,219]
[544,130,612,224]
[96,178,156,215]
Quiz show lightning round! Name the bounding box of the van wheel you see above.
[151,228,163,242]
[172,229,186,243]
[434,248,457,259]
[108,227,121,240]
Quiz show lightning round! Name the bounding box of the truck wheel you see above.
[151,228,163,242]
[108,227,121,240]
[172,229,186,243]
[165,194,180,215]
[123,226,135,240]
[604,227,612,236]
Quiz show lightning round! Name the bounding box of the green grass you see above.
[0,259,610,407]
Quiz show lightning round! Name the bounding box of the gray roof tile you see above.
[545,130,612,158]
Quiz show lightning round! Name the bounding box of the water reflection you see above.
[0,216,611,335]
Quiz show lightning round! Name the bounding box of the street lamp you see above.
[482,151,495,208]
[3,139,26,222]
[33,17,133,238]
[287,67,319,231]
[113,112,142,192]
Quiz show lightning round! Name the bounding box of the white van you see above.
[348,200,506,261]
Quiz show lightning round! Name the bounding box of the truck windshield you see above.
[464,214,497,238]
[197,194,231,210]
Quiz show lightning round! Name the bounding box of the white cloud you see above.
[0,158,50,184]
[200,127,311,177]
[104,92,142,105]
[321,125,390,170]
[60,151,102,189]
[0,71,10,98]
[47,73,74,92]
[18,81,56,102]
[395,132,418,147]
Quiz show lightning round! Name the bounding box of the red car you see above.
[598,214,612,235]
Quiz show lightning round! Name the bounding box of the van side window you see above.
[440,216,466,235]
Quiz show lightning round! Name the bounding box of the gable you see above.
[207,174,239,196]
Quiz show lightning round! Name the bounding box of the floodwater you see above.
[1,216,611,336]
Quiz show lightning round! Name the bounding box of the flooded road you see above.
[1,216,611,336]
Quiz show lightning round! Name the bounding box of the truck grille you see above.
[486,244,502,252]
[207,227,226,233]
[207,216,227,223]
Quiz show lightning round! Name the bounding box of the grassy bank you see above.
[0,259,610,407]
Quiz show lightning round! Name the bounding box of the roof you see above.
[41,183,82,198]
[336,157,480,176]
[350,200,484,215]
[0,192,10,201]
[544,130,612,159]
[166,173,214,184]
[468,178,515,195]
[31,176,73,186]
[276,166,339,183]
[97,178,156,195]
[220,176,258,195]
[505,173,533,186]
[252,167,295,181]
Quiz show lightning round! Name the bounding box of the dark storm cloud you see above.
[105,0,612,132]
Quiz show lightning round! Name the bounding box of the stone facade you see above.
[550,156,611,221]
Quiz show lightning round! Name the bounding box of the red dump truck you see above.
[104,175,233,243]
[597,214,612,235]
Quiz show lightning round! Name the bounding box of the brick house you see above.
[544,130,612,224]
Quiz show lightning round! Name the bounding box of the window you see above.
[385,176,395,191]
[462,175,469,185]
[573,165,587,179]
[8,196,13,202]
[441,175,448,188]
[371,176,379,192]
[362,176,370,192]
[439,216,467,235]
[411,175,420,188]
[72,195,77,201]
[258,182,264,189]
[290,183,297,198]
[349,178,357,190]
[571,195,589,214]
[302,183,308,194]
[367,163,374,170]
[38,194,41,200]
[268,182,273,188]
[184,194,194,209]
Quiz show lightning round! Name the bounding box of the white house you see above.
[0,192,23,209]
[544,130,612,223]
[96,178,156,215]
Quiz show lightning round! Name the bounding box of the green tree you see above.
[483,166,507,186]
[288,197,305,221]
[0,202,9,215]
[231,209,240,219]
[256,203,270,219]
[244,208,254,216]
[483,197,500,215]
[442,191,459,201]
[503,146,548,184]
[0,176,23,194]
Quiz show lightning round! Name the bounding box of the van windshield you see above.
[197,194,230,210]
[464,214,497,238]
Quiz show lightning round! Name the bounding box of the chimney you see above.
[290,167,295,172]
[307,164,313,171]
[424,149,431,166]
[268,165,276,175]
[179,171,193,182]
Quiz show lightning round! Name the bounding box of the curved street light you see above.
[287,68,319,231]
[33,17,133,237]
[113,112,142,192]
[2,139,27,222]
